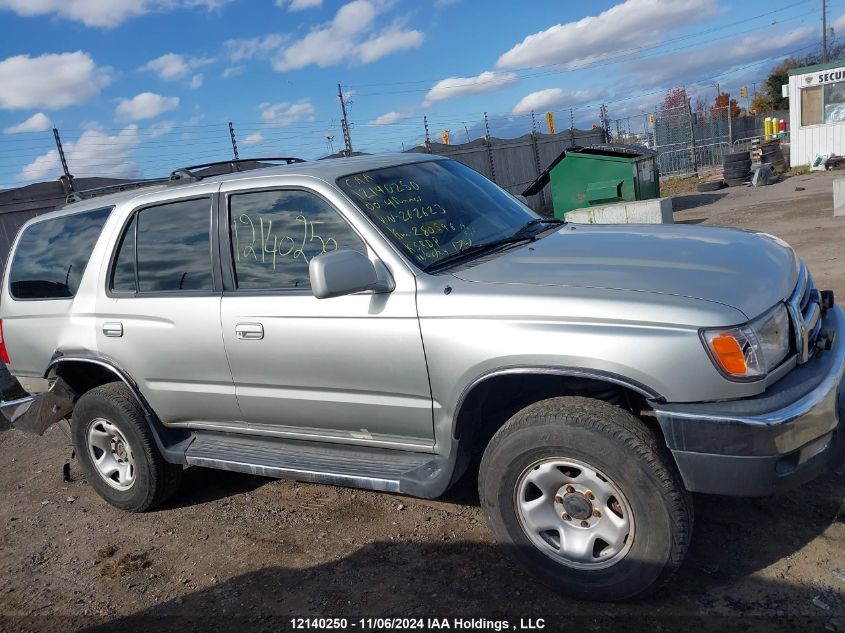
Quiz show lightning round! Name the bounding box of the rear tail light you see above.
[0,319,10,364]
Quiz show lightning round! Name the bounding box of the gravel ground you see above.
[1,170,844,633]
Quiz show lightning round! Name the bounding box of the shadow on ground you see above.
[672,192,728,212]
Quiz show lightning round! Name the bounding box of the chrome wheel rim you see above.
[514,457,635,570]
[86,418,136,490]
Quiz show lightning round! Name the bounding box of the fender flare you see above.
[451,365,663,439]
[47,353,191,464]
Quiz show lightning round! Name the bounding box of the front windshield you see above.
[337,159,539,269]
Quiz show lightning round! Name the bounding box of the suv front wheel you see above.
[72,382,183,512]
[479,396,693,601]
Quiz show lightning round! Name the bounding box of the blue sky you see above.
[0,0,841,188]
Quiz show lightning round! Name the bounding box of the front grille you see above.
[787,264,822,364]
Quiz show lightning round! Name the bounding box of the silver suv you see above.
[1,154,843,601]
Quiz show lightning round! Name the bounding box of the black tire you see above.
[723,151,750,164]
[479,397,693,602]
[696,180,725,192]
[725,177,747,187]
[723,168,751,180]
[72,382,182,512]
[724,159,751,172]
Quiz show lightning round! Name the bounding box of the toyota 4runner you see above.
[1,154,843,601]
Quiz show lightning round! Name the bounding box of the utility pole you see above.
[423,115,431,152]
[462,122,470,143]
[53,127,74,193]
[337,83,353,155]
[483,111,496,183]
[823,0,829,62]
[326,135,335,154]
[569,108,575,146]
[228,121,239,160]
[529,111,545,210]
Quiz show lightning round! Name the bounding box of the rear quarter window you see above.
[8,207,112,300]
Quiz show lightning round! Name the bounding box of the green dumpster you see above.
[522,145,660,219]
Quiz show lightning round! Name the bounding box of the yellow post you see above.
[546,111,556,134]
[441,130,449,145]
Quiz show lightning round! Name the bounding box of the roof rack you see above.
[66,178,171,204]
[169,157,306,182]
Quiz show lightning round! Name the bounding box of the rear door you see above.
[95,189,242,428]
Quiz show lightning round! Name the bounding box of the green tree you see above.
[763,45,845,110]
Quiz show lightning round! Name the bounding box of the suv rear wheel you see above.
[479,396,692,601]
[72,382,183,512]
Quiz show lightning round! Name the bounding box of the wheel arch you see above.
[449,367,666,484]
[47,353,190,464]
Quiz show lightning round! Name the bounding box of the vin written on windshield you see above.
[338,159,538,269]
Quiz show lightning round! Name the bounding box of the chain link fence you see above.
[652,105,732,177]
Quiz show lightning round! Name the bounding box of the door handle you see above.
[102,322,123,337]
[235,323,264,340]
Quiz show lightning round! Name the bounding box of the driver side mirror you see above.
[309,250,391,299]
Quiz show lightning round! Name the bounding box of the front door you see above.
[219,183,433,448]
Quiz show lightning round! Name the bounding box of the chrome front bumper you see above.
[653,304,845,496]
[0,377,74,435]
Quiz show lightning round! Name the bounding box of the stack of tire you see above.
[760,140,786,173]
[723,150,752,187]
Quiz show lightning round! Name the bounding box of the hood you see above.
[452,223,798,320]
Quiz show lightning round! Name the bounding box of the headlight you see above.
[701,304,790,380]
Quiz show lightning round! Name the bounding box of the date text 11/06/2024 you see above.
[290,617,546,630]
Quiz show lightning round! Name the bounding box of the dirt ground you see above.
[1,170,844,633]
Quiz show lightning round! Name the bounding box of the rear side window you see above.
[110,197,213,294]
[9,207,112,300]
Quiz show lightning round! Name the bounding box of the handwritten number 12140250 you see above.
[233,213,339,269]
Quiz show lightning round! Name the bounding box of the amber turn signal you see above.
[710,333,747,375]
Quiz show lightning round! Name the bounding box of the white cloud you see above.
[221,65,245,78]
[189,73,204,89]
[369,111,407,125]
[225,34,286,62]
[512,87,607,114]
[272,0,424,71]
[358,23,424,64]
[497,0,717,70]
[260,99,316,126]
[0,51,110,110]
[242,132,264,145]
[116,92,180,121]
[18,125,142,181]
[4,112,51,134]
[149,120,175,137]
[141,53,213,81]
[626,25,814,87]
[424,71,518,105]
[834,12,845,34]
[277,0,322,10]
[0,0,233,28]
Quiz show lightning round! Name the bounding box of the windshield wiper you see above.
[424,218,564,273]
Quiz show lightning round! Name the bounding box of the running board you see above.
[184,432,449,497]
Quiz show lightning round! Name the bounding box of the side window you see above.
[109,197,213,294]
[110,215,136,292]
[10,207,112,300]
[228,190,366,290]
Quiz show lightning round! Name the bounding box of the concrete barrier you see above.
[834,179,845,216]
[564,197,674,224]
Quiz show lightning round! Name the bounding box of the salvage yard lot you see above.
[1,170,844,632]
